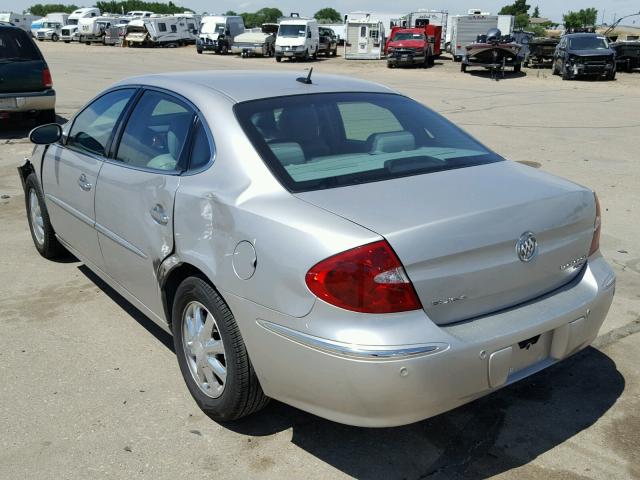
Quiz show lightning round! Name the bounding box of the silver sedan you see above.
[20,71,616,427]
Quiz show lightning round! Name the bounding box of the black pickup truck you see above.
[318,27,338,56]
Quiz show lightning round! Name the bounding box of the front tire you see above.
[51,33,59,42]
[25,174,66,259]
[172,277,268,422]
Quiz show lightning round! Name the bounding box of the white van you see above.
[275,14,320,62]
[197,15,244,54]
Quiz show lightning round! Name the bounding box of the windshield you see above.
[67,19,78,25]
[200,22,225,34]
[42,22,60,28]
[235,93,503,192]
[0,29,41,60]
[393,32,424,41]
[569,36,608,50]
[278,24,306,37]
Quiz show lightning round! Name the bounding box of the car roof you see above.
[114,70,396,103]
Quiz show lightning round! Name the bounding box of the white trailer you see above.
[0,13,41,33]
[125,15,195,47]
[344,13,385,60]
[401,10,449,47]
[449,14,499,61]
[66,7,100,26]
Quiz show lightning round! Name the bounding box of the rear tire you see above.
[39,109,56,125]
[172,277,269,422]
[197,48,202,54]
[24,174,66,259]
[513,63,522,73]
[275,55,282,62]
[461,62,467,72]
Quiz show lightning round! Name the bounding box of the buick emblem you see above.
[516,232,538,263]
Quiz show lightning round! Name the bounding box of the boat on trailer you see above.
[461,28,523,77]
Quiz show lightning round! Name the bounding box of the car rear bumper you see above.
[225,254,615,427]
[0,89,55,114]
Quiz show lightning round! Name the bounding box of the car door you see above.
[41,88,136,267]
[94,89,196,318]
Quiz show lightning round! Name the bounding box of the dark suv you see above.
[0,23,56,124]
[552,33,616,80]
[318,27,338,56]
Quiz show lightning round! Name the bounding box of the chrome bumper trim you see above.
[257,320,449,361]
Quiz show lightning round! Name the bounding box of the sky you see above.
[8,0,640,24]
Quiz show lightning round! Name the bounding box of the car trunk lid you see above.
[295,162,595,325]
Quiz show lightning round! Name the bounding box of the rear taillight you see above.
[589,193,601,256]
[305,240,422,314]
[42,68,53,88]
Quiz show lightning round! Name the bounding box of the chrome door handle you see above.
[150,204,169,225]
[78,174,92,191]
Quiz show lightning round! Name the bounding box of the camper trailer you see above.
[449,13,500,61]
[274,14,320,62]
[197,15,245,54]
[66,7,100,25]
[344,13,385,59]
[78,16,120,44]
[125,15,195,47]
[0,13,41,33]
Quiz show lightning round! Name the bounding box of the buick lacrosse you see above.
[20,71,615,427]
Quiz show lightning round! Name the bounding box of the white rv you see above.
[197,15,245,54]
[449,14,500,61]
[78,16,120,44]
[344,13,385,60]
[0,13,41,33]
[34,19,65,41]
[125,15,194,47]
[275,14,319,62]
[66,7,100,25]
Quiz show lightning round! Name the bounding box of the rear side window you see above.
[68,89,136,156]
[158,23,167,32]
[0,29,41,60]
[188,121,213,171]
[235,93,503,192]
[115,90,195,172]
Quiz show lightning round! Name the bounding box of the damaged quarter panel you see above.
[172,96,380,319]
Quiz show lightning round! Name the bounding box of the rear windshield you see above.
[569,36,608,50]
[234,93,503,192]
[0,29,41,61]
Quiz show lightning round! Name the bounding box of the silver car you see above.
[20,71,616,427]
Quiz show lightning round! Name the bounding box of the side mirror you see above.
[29,123,61,145]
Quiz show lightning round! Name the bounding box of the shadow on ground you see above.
[0,114,68,140]
[77,265,624,480]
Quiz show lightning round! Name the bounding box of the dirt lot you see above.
[1,42,639,480]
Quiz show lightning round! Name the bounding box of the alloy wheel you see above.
[28,189,45,247]
[182,301,227,398]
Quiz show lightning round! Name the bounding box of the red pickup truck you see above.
[385,24,442,68]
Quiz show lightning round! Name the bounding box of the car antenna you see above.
[296,68,313,85]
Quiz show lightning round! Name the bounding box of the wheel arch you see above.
[159,256,219,329]
[17,160,35,192]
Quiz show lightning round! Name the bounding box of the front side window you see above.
[235,93,503,192]
[115,90,194,172]
[68,89,135,156]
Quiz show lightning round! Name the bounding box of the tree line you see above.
[499,1,599,33]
